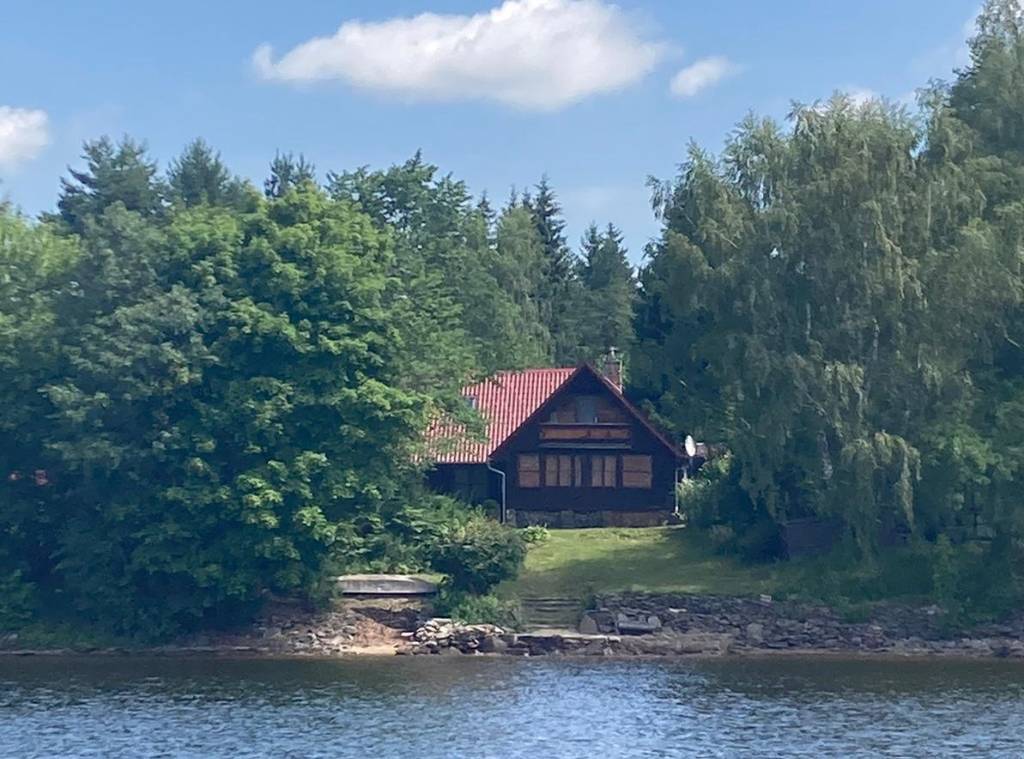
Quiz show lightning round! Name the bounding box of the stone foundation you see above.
[509,509,674,528]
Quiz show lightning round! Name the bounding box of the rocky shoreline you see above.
[574,593,1024,658]
[400,592,1024,659]
[6,593,1024,660]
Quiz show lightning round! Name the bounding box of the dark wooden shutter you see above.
[622,455,653,488]
[518,454,540,488]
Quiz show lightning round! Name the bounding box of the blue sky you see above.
[1,0,980,260]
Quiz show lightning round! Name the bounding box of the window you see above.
[544,455,574,487]
[575,395,599,424]
[518,454,540,488]
[591,455,617,487]
[622,455,653,489]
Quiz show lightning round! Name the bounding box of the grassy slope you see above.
[500,526,786,601]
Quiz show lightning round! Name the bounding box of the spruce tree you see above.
[55,137,165,234]
[168,139,251,209]
[577,222,636,363]
[264,152,316,198]
[524,176,583,364]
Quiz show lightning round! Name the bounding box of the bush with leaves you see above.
[326,492,475,575]
[520,525,551,545]
[678,455,785,561]
[431,588,517,627]
[429,515,526,595]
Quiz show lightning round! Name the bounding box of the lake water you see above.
[2,656,1024,757]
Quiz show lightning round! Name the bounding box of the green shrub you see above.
[432,588,517,627]
[429,515,526,594]
[679,455,786,562]
[327,493,473,575]
[520,525,551,545]
[925,535,1020,626]
[676,454,736,527]
[0,570,36,629]
[706,525,736,554]
[782,534,1024,628]
[735,518,786,563]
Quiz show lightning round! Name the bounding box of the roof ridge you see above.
[489,366,575,374]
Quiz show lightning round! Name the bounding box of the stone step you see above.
[518,596,583,631]
[525,611,579,622]
[520,597,581,603]
[522,601,580,610]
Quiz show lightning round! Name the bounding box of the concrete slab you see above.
[335,574,438,596]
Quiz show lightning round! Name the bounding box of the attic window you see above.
[464,395,478,410]
[575,396,599,424]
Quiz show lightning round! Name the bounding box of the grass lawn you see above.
[500,526,786,602]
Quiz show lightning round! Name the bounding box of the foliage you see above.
[520,525,551,545]
[52,136,165,235]
[523,176,583,365]
[634,3,1024,573]
[432,588,517,627]
[327,492,473,574]
[0,570,36,629]
[0,212,78,622]
[429,514,526,594]
[576,223,637,363]
[168,139,253,210]
[264,152,316,198]
[3,157,438,637]
[782,537,1023,627]
[329,154,554,380]
[677,455,784,562]
[635,100,931,554]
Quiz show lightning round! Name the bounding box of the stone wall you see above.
[584,593,1024,657]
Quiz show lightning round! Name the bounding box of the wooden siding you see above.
[538,424,631,445]
[494,370,678,513]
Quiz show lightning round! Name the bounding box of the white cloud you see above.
[669,56,739,98]
[0,107,49,169]
[253,0,666,110]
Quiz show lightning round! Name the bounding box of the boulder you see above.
[477,635,507,654]
[745,622,765,645]
[617,614,662,635]
[579,610,617,634]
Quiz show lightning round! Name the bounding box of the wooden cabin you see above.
[427,361,685,527]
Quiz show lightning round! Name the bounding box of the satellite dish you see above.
[684,435,697,458]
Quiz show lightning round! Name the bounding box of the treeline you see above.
[6,0,1024,637]
[0,123,631,636]
[634,0,1024,612]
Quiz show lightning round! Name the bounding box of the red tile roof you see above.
[429,367,577,464]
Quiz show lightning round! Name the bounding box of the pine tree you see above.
[524,176,582,364]
[168,139,251,209]
[264,152,316,198]
[577,222,636,363]
[55,137,164,234]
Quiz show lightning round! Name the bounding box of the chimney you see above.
[601,347,623,391]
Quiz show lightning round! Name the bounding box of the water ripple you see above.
[1,657,1023,758]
